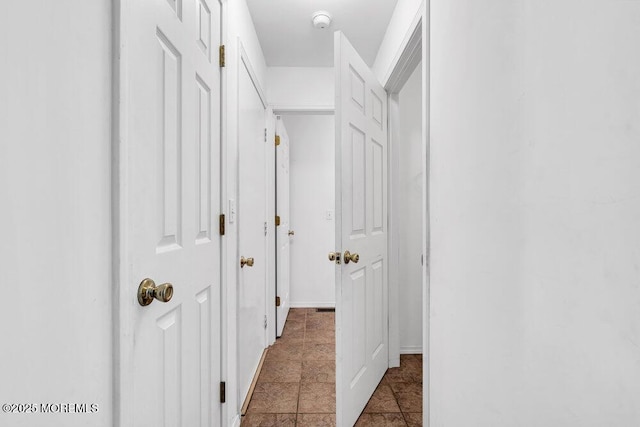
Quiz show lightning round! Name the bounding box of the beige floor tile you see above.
[265,341,304,362]
[246,383,299,414]
[302,342,335,360]
[298,382,336,413]
[296,413,336,426]
[304,328,335,344]
[389,382,423,413]
[400,354,421,364]
[404,413,423,427]
[306,311,335,323]
[383,358,422,383]
[306,316,335,331]
[286,308,308,321]
[280,329,305,341]
[286,319,305,330]
[257,360,302,383]
[301,360,335,383]
[363,384,401,413]
[281,319,305,338]
[354,413,407,426]
[241,413,296,426]
[409,354,423,366]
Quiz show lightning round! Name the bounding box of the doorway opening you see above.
[276,112,337,332]
[254,24,426,425]
[388,59,424,364]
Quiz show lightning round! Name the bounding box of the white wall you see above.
[223,1,270,424]
[267,67,334,110]
[373,0,423,85]
[284,115,336,307]
[227,1,268,93]
[396,62,423,353]
[430,0,640,425]
[0,1,112,426]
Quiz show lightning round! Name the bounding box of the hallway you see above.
[241,308,423,426]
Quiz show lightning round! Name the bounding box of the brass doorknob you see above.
[288,230,295,236]
[343,250,359,264]
[328,252,341,264]
[138,278,174,306]
[240,256,255,268]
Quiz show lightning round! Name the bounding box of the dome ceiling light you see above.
[312,10,332,29]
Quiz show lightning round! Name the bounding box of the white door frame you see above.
[112,1,227,426]
[382,3,430,424]
[385,12,423,367]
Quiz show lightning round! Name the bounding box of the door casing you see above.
[382,5,429,422]
[385,15,424,369]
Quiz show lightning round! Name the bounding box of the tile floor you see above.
[241,308,423,426]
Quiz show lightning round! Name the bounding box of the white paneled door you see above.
[275,117,291,337]
[118,1,222,426]
[334,31,389,427]
[237,55,268,407]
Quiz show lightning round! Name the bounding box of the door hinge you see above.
[263,315,268,329]
[275,135,281,146]
[275,215,281,226]
[219,214,225,236]
[264,128,267,142]
[219,45,225,67]
[276,296,281,307]
[220,381,226,403]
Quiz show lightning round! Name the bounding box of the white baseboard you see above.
[271,104,334,115]
[290,301,335,309]
[400,346,423,355]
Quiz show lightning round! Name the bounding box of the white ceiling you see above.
[246,0,399,67]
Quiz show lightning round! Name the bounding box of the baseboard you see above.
[400,346,423,355]
[240,349,268,415]
[290,301,335,309]
[230,414,241,427]
[271,105,334,115]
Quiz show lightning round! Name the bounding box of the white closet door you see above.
[276,117,291,337]
[121,0,222,426]
[237,55,268,408]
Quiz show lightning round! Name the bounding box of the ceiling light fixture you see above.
[312,10,332,29]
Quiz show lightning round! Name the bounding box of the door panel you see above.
[122,0,222,426]
[238,58,268,406]
[276,117,291,337]
[334,31,389,427]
